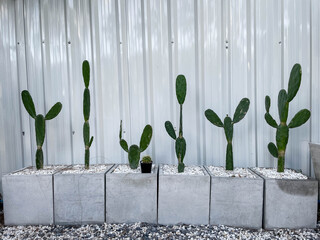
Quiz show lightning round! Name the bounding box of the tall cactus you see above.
[265,63,310,172]
[165,75,187,173]
[82,60,94,169]
[21,90,62,170]
[205,98,250,170]
[119,121,153,169]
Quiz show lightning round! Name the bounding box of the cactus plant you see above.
[141,155,152,163]
[119,121,153,169]
[264,63,310,172]
[21,90,62,170]
[205,98,250,170]
[82,60,94,169]
[165,75,187,173]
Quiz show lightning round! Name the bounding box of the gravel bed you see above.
[253,167,308,180]
[10,165,67,175]
[61,164,112,174]
[162,165,204,175]
[0,222,319,239]
[207,166,257,178]
[113,164,155,174]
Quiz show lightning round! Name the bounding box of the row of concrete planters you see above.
[205,167,263,229]
[105,164,158,224]
[158,165,210,225]
[251,168,318,229]
[54,164,114,225]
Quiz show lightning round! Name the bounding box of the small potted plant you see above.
[140,156,153,173]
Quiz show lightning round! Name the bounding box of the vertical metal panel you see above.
[283,0,311,174]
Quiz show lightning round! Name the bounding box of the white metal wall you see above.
[1,0,320,188]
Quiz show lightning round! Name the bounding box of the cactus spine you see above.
[119,121,153,169]
[265,64,310,172]
[82,60,94,169]
[21,90,62,170]
[205,98,250,170]
[165,75,187,173]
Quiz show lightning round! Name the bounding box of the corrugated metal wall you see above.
[1,0,319,189]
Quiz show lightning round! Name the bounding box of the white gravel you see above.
[61,164,112,174]
[162,165,204,175]
[253,167,308,180]
[0,222,319,240]
[113,164,155,173]
[10,165,67,175]
[207,166,257,178]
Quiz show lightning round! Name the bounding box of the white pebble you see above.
[162,165,204,175]
[207,166,257,178]
[253,167,308,179]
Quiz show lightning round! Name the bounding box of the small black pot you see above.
[140,162,152,173]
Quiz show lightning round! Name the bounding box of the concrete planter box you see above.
[205,167,263,229]
[2,166,65,225]
[252,168,318,229]
[158,165,210,225]
[54,164,114,225]
[309,143,320,200]
[105,164,158,224]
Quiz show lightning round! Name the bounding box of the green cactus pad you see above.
[83,122,90,146]
[226,143,233,170]
[36,148,44,170]
[165,121,177,140]
[35,114,45,147]
[45,102,62,120]
[205,109,223,127]
[175,137,186,163]
[83,88,90,121]
[264,113,278,128]
[223,116,233,142]
[119,120,123,139]
[176,75,187,104]
[276,125,289,151]
[278,89,288,122]
[288,109,311,129]
[139,125,153,152]
[82,60,90,88]
[89,136,94,147]
[265,96,271,113]
[128,145,140,169]
[21,90,36,118]
[120,139,128,152]
[178,162,185,173]
[85,149,89,169]
[268,142,278,158]
[287,63,302,102]
[233,98,250,123]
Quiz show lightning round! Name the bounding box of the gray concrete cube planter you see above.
[205,167,263,229]
[105,164,158,224]
[158,165,210,225]
[2,166,65,225]
[54,164,114,225]
[251,168,318,229]
[309,142,320,199]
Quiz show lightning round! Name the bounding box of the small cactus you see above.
[119,121,153,169]
[265,63,310,172]
[165,75,187,173]
[205,98,250,170]
[82,60,94,169]
[141,156,152,163]
[21,90,62,169]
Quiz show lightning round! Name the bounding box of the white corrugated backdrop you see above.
[1,0,320,191]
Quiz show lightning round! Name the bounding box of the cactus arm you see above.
[35,114,45,147]
[176,75,187,104]
[175,137,186,170]
[120,139,128,152]
[179,104,183,137]
[165,121,177,140]
[287,63,302,102]
[264,113,278,128]
[36,149,44,170]
[278,89,289,123]
[89,136,94,147]
[83,88,90,121]
[226,143,233,170]
[21,90,37,118]
[45,102,62,120]
[82,60,90,88]
[83,122,90,146]
[128,145,140,169]
[288,109,311,128]
[233,98,250,123]
[204,109,223,127]
[223,116,233,142]
[139,124,153,152]
[267,142,278,158]
[265,96,271,113]
[119,120,123,139]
